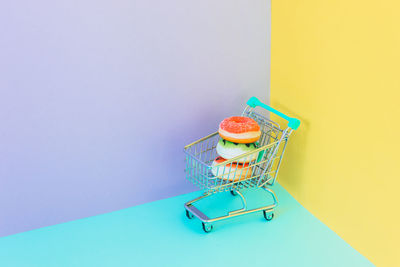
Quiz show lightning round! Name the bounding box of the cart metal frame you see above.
[184,97,300,232]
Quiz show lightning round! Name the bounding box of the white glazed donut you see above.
[216,139,258,163]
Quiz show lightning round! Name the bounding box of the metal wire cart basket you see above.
[184,97,300,232]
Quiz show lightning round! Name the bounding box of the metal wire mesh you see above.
[184,109,293,193]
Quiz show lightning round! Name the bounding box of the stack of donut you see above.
[211,116,261,181]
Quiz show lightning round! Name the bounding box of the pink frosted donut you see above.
[218,116,261,143]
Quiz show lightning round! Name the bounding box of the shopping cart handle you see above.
[247,96,300,130]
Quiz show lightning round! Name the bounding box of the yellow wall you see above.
[271,1,400,266]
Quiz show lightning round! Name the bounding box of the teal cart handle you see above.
[247,97,300,130]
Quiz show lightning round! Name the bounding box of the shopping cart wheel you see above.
[263,210,274,221]
[185,210,194,219]
[230,190,237,196]
[202,222,213,233]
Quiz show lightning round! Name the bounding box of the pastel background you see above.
[0,1,397,266]
[0,0,270,237]
[271,0,400,266]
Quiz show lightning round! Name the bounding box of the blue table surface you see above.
[0,183,372,267]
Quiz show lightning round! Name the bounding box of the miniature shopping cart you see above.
[184,97,300,232]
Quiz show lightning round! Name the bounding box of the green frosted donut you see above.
[216,139,258,163]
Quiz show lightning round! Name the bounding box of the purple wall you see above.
[0,0,270,236]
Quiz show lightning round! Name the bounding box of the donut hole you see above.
[231,117,246,124]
